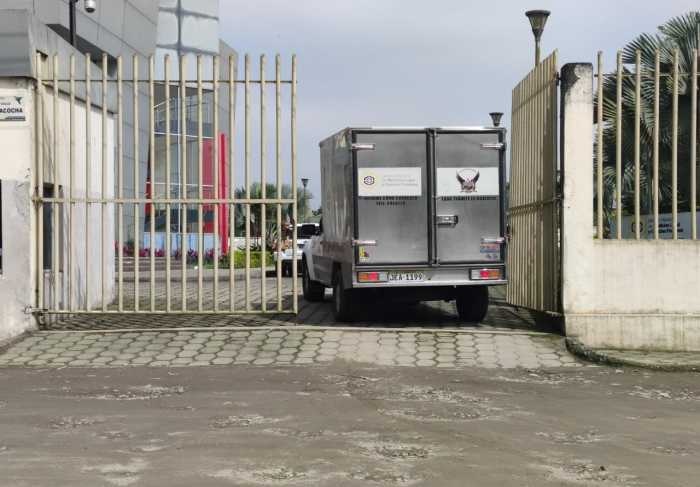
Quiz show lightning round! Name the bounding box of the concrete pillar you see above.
[559,63,594,328]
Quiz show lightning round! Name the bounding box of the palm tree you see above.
[232,183,311,239]
[595,12,699,235]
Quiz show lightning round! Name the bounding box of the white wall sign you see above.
[0,96,26,122]
[611,212,700,239]
[358,167,422,197]
[437,167,499,197]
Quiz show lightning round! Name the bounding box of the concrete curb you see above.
[0,332,31,355]
[565,338,700,372]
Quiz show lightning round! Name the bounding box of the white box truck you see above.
[302,127,507,321]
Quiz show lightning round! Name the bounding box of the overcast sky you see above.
[218,0,697,208]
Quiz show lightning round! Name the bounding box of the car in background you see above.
[275,223,321,277]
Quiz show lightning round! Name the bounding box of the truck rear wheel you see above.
[333,274,356,322]
[302,261,325,302]
[456,286,489,323]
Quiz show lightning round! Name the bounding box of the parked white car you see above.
[274,223,321,276]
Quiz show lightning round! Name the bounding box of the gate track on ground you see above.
[40,283,555,334]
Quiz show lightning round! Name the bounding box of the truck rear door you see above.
[353,131,430,265]
[434,130,505,264]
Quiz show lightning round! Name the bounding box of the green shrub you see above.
[208,250,274,269]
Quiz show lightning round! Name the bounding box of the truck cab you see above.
[302,127,507,322]
[274,223,320,276]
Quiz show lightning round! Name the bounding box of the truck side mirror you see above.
[318,220,323,235]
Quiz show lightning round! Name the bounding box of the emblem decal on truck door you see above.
[456,169,480,193]
[437,167,499,198]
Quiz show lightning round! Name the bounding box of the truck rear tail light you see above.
[471,268,503,280]
[357,272,387,283]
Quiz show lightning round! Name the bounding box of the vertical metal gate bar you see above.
[634,50,641,240]
[133,55,140,310]
[692,49,698,241]
[615,51,622,240]
[551,54,558,307]
[539,62,545,307]
[517,81,523,305]
[52,55,59,311]
[228,55,236,312]
[540,62,546,307]
[180,55,188,311]
[149,55,156,311]
[672,49,679,240]
[506,86,521,302]
[117,57,124,311]
[164,55,172,311]
[68,55,75,311]
[275,54,282,311]
[596,51,604,239]
[197,55,204,312]
[213,55,220,311]
[260,55,267,312]
[101,54,108,311]
[85,53,92,311]
[244,54,251,312]
[291,55,298,313]
[653,51,660,239]
[36,52,44,311]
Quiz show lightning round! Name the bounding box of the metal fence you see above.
[506,51,560,314]
[595,49,698,240]
[34,52,298,315]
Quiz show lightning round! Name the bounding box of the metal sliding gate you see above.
[506,51,561,314]
[33,52,298,317]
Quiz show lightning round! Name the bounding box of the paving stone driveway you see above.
[0,327,581,369]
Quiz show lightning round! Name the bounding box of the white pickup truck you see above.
[274,223,320,276]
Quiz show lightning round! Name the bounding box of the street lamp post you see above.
[301,178,309,222]
[525,10,551,66]
[69,0,98,48]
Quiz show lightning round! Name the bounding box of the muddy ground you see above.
[1,363,699,486]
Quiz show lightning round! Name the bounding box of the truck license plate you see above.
[387,271,425,282]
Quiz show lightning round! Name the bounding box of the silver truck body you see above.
[303,127,507,321]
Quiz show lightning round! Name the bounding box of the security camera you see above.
[84,0,97,13]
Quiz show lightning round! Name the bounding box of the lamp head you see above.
[525,10,550,41]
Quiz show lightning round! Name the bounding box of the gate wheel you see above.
[456,286,490,323]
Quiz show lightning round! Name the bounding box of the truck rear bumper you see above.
[351,265,506,288]
[346,284,503,303]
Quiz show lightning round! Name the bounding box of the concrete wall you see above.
[0,79,36,342]
[560,63,700,352]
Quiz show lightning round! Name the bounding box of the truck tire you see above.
[282,261,292,277]
[332,273,356,322]
[456,286,489,323]
[302,261,325,302]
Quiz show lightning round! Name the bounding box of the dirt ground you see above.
[1,362,699,486]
